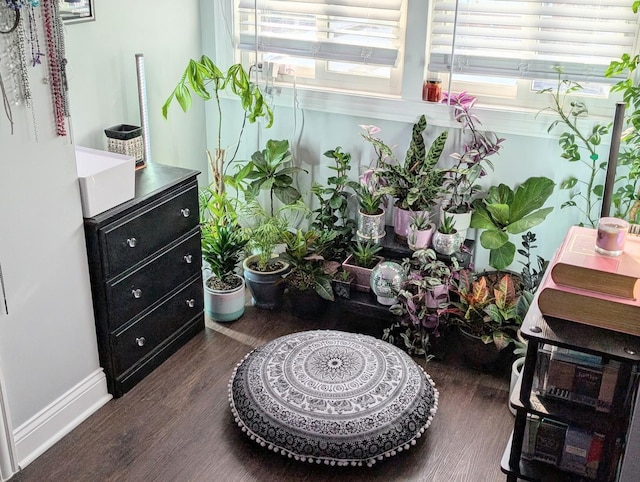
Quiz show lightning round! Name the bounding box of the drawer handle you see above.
[184,254,193,264]
[135,337,146,347]
[186,299,195,308]
[126,237,137,248]
[132,289,143,299]
[181,208,191,217]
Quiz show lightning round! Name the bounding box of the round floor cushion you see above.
[229,330,439,467]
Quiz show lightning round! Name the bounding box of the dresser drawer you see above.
[110,277,204,377]
[101,183,198,278]
[106,229,201,330]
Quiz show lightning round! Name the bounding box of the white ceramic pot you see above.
[440,203,473,242]
[204,274,246,322]
[509,357,525,416]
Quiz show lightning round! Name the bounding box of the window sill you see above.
[264,86,612,140]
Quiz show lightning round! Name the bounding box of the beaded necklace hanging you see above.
[41,0,66,136]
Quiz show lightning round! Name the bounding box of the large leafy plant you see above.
[363,115,448,211]
[447,271,524,349]
[470,177,555,270]
[243,139,305,216]
[201,222,248,289]
[162,56,273,195]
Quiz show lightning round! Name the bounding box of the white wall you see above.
[64,0,207,174]
[0,0,205,473]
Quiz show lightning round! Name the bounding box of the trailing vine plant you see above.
[538,70,610,228]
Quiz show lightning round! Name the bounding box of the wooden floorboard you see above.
[11,301,514,482]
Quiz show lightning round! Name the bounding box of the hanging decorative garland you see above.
[0,0,68,137]
[41,0,67,136]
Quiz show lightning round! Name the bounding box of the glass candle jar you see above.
[422,79,442,102]
[595,217,629,256]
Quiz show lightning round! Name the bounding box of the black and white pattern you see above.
[229,330,439,467]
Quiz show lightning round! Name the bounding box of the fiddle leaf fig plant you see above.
[471,177,555,270]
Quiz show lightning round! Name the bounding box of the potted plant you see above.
[348,169,387,243]
[470,176,555,271]
[445,270,526,370]
[341,241,384,292]
[241,201,307,310]
[281,229,338,318]
[331,268,355,300]
[407,212,435,251]
[383,248,459,360]
[440,91,505,241]
[432,214,461,255]
[162,56,273,190]
[310,147,357,263]
[361,116,448,241]
[241,139,306,216]
[201,220,248,322]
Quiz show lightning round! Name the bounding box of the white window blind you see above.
[429,0,640,83]
[236,0,405,67]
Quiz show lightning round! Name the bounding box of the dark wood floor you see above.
[11,299,514,482]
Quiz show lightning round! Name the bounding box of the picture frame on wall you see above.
[59,0,94,24]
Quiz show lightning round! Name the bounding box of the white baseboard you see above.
[13,369,112,469]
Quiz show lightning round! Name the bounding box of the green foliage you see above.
[410,212,432,230]
[162,56,273,185]
[241,200,309,270]
[243,139,306,216]
[281,229,337,300]
[349,241,382,268]
[605,48,640,223]
[517,232,548,293]
[471,177,555,270]
[310,147,356,262]
[538,70,610,227]
[446,271,524,350]
[438,214,457,234]
[201,222,248,281]
[367,115,448,211]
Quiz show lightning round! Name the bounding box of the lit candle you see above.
[595,217,629,256]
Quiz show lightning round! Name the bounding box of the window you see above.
[219,1,640,122]
[235,0,407,95]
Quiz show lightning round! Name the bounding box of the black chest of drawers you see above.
[83,163,204,397]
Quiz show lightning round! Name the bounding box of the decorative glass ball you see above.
[370,261,405,306]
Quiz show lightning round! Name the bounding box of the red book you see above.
[550,226,640,300]
[538,249,640,337]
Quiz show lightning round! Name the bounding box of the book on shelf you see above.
[548,345,602,368]
[522,414,540,460]
[558,426,594,477]
[537,346,620,412]
[537,260,640,337]
[586,432,605,479]
[550,225,640,300]
[533,418,568,465]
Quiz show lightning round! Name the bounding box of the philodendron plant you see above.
[470,177,555,270]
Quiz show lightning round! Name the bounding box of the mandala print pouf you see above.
[229,330,439,467]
